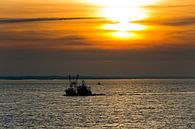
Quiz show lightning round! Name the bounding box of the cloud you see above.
[0,17,101,24]
[1,16,195,26]
[137,17,195,26]
[0,31,92,50]
[162,17,195,26]
[57,36,90,46]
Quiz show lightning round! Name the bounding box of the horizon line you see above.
[0,75,195,80]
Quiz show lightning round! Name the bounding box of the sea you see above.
[0,79,194,129]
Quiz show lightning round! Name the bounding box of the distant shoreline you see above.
[0,76,195,80]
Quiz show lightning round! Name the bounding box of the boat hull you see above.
[65,86,92,96]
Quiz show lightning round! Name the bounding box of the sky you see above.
[0,0,195,76]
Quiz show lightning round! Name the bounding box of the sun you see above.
[87,0,158,39]
[87,0,158,23]
[102,7,147,23]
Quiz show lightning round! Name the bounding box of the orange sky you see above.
[0,0,195,50]
[0,0,195,76]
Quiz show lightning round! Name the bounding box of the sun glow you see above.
[112,32,137,39]
[103,23,145,40]
[103,23,147,32]
[102,7,147,23]
[101,6,148,39]
[88,0,158,39]
[88,0,158,7]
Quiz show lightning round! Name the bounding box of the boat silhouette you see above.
[65,75,92,96]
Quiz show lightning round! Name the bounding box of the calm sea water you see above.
[0,79,195,129]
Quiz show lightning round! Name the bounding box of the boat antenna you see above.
[68,74,72,83]
[76,74,79,81]
[75,74,79,85]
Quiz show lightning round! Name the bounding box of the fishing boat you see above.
[65,75,92,96]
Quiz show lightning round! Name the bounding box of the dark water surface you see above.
[0,79,195,129]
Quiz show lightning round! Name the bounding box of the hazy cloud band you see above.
[1,17,195,26]
[0,17,101,24]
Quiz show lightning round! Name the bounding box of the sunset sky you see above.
[0,0,195,76]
